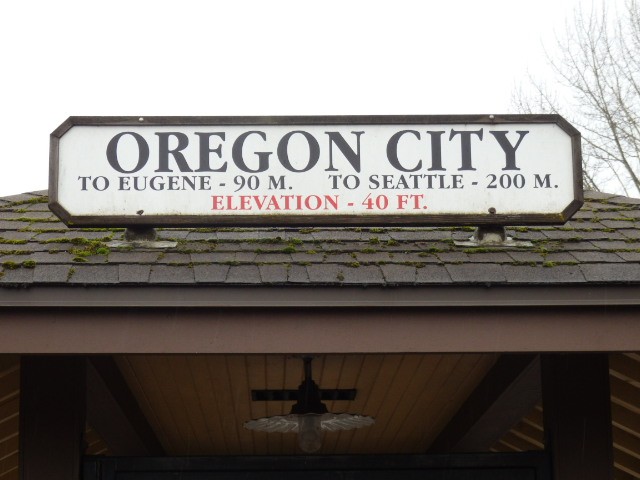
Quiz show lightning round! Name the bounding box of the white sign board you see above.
[49,116,583,226]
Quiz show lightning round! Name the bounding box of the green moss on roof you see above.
[0,238,27,245]
[6,197,48,206]
[0,190,639,286]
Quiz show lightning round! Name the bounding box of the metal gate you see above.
[84,452,551,480]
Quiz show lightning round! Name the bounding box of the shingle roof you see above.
[1,190,639,287]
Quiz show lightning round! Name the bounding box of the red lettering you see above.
[211,195,224,210]
[211,194,339,212]
[305,195,321,210]
[325,195,339,210]
[226,196,238,210]
[266,196,281,210]
[253,195,265,209]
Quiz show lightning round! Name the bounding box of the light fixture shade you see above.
[244,412,375,433]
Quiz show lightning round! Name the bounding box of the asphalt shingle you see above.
[0,267,35,283]
[415,265,453,283]
[33,264,73,283]
[109,252,161,264]
[149,265,195,284]
[341,265,384,284]
[193,264,229,283]
[381,264,417,284]
[502,265,586,283]
[287,264,310,283]
[580,264,640,282]
[446,264,507,283]
[118,264,151,283]
[226,265,261,284]
[259,264,289,283]
[69,265,119,284]
[307,264,344,283]
[0,190,638,288]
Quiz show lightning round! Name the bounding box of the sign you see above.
[49,115,583,227]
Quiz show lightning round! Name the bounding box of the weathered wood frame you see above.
[49,114,583,227]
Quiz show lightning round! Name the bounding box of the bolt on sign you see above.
[49,115,583,227]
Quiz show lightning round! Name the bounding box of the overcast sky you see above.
[0,0,611,197]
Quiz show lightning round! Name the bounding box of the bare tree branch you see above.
[513,1,640,196]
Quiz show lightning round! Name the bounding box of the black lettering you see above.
[150,176,164,190]
[133,176,147,191]
[155,132,192,172]
[92,176,109,191]
[427,131,445,171]
[182,176,196,190]
[195,132,227,172]
[277,131,320,173]
[78,176,91,191]
[106,132,149,174]
[268,175,286,190]
[168,176,179,190]
[534,173,552,188]
[199,176,211,190]
[325,131,364,173]
[449,129,483,171]
[490,130,529,171]
[387,130,422,172]
[232,131,271,173]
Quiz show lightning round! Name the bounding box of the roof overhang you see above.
[1,284,640,308]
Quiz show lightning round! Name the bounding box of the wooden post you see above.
[542,354,614,480]
[19,356,86,480]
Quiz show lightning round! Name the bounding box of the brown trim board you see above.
[1,306,639,354]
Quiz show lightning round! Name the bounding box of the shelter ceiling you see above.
[1,353,639,478]
[115,353,497,456]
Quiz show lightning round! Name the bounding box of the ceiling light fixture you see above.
[244,357,375,453]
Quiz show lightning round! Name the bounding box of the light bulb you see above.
[297,414,324,453]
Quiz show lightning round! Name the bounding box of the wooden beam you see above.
[429,354,541,453]
[542,354,614,480]
[87,356,165,456]
[19,356,86,480]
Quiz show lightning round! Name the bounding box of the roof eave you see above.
[1,284,640,308]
